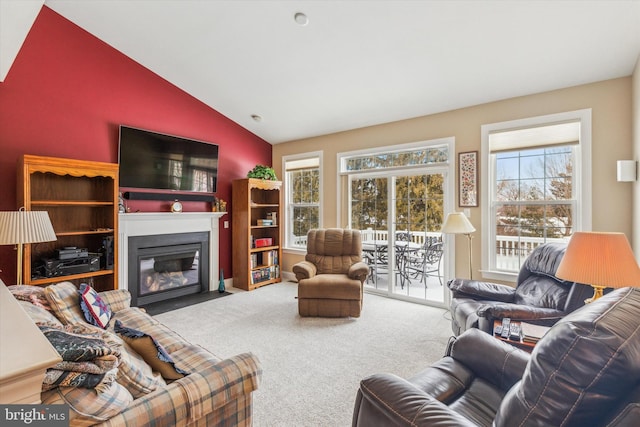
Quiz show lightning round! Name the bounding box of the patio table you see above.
[362,240,420,286]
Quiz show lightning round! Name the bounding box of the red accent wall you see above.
[0,7,271,285]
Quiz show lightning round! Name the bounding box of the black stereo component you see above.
[122,191,215,202]
[37,255,100,278]
[57,247,89,260]
[102,236,114,270]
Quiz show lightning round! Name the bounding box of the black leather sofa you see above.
[352,287,640,427]
[448,242,592,335]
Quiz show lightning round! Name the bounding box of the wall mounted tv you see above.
[118,125,218,196]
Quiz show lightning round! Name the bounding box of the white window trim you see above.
[282,151,323,254]
[480,109,592,282]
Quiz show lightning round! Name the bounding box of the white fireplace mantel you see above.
[118,212,226,292]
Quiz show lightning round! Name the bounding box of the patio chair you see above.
[362,243,388,285]
[402,241,444,287]
[396,230,411,241]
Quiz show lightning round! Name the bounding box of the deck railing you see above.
[293,229,568,272]
[492,235,568,271]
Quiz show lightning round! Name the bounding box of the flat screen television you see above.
[118,125,218,194]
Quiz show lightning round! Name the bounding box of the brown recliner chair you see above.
[353,287,640,427]
[293,229,369,318]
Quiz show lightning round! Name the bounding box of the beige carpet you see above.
[154,281,452,426]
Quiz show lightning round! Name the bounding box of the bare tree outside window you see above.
[495,145,574,266]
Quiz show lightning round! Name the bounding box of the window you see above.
[341,143,449,236]
[342,145,449,172]
[481,110,592,281]
[283,152,322,250]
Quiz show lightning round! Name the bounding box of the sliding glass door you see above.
[351,169,447,305]
[339,138,454,307]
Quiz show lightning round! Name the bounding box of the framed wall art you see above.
[459,151,478,207]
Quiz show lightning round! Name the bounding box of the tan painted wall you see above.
[273,77,634,278]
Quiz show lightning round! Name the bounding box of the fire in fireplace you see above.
[128,232,210,306]
[140,250,198,295]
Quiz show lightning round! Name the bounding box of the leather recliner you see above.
[352,287,640,427]
[293,228,369,317]
[448,242,592,335]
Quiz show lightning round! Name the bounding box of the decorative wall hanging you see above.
[459,151,478,207]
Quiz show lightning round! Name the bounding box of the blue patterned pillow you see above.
[79,283,112,329]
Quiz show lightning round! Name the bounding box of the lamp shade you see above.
[441,212,476,234]
[556,232,640,289]
[0,210,57,245]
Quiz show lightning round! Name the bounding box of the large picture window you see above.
[283,153,322,250]
[481,110,592,281]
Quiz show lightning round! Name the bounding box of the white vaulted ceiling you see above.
[6,1,640,144]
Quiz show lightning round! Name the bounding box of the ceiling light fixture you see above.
[251,114,262,122]
[294,12,308,26]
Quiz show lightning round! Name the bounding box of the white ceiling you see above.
[33,1,640,143]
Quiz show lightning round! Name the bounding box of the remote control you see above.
[501,318,511,338]
[509,322,521,340]
[494,324,503,336]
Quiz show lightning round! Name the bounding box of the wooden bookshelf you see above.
[17,155,119,291]
[232,178,282,290]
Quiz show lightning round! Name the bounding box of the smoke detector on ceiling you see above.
[294,12,309,26]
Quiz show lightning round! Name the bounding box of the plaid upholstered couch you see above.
[11,281,262,427]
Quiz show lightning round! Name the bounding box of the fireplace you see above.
[118,212,225,304]
[128,232,210,306]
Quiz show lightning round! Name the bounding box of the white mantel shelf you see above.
[118,212,226,293]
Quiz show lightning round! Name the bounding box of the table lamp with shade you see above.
[441,212,476,279]
[556,231,640,304]
[0,208,57,285]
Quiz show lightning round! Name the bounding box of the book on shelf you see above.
[249,264,280,284]
[250,250,279,269]
[521,322,550,343]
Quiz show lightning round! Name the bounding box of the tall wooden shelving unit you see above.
[17,155,119,291]
[232,178,282,291]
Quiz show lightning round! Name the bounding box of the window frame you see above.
[480,109,592,282]
[282,151,323,253]
[337,137,454,227]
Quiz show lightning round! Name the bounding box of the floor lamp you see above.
[556,231,640,303]
[441,212,476,280]
[0,208,57,285]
